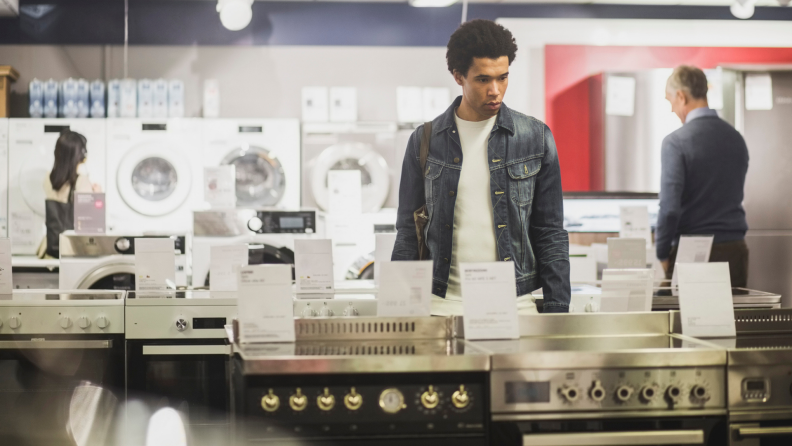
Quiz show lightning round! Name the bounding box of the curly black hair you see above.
[446,20,518,77]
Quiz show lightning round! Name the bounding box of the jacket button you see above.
[444,258,449,263]
[449,191,455,197]
[453,157,460,163]
[445,224,450,229]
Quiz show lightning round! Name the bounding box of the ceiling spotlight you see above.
[730,0,756,19]
[409,0,459,7]
[217,0,253,31]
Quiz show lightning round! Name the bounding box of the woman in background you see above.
[38,130,101,258]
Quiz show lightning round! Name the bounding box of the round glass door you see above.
[130,157,178,202]
[221,146,286,207]
[117,142,192,216]
[310,142,390,213]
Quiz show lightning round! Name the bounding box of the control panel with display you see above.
[247,211,317,234]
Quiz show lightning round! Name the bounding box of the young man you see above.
[391,20,570,315]
[658,65,750,286]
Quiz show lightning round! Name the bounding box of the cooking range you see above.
[0,290,125,446]
[231,316,491,445]
[466,312,728,446]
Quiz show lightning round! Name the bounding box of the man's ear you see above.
[676,89,687,106]
[453,70,465,87]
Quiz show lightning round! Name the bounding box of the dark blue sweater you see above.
[655,114,749,261]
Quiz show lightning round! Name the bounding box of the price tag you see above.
[135,238,176,291]
[608,238,646,269]
[238,264,295,343]
[678,262,736,338]
[620,206,651,246]
[461,262,519,340]
[374,233,398,287]
[0,238,12,294]
[328,170,362,215]
[210,244,248,292]
[294,239,335,296]
[601,269,653,312]
[671,235,714,288]
[377,261,432,317]
[204,166,236,209]
[74,193,106,235]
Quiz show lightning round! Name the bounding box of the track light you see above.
[409,0,459,7]
[217,0,253,31]
[730,0,756,19]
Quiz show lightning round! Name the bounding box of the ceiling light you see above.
[217,0,253,31]
[730,0,756,19]
[409,0,459,7]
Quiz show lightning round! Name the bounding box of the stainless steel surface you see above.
[653,288,782,310]
[670,308,792,335]
[520,430,704,445]
[0,340,112,349]
[59,232,185,257]
[193,209,257,236]
[493,409,727,421]
[293,316,452,341]
[142,345,230,355]
[746,231,792,307]
[0,289,126,301]
[236,338,490,375]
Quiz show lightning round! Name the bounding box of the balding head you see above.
[665,65,710,124]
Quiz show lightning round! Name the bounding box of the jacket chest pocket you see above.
[508,159,541,206]
[424,160,443,204]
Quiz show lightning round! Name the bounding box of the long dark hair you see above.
[50,130,87,191]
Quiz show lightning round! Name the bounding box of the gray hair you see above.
[667,65,708,100]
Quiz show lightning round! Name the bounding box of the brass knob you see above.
[452,385,470,409]
[261,389,280,412]
[289,388,308,411]
[421,385,440,409]
[317,387,336,411]
[344,387,363,411]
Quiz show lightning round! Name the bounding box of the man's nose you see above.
[489,82,500,96]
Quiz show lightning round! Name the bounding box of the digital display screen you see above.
[505,381,550,404]
[192,318,226,329]
[746,380,765,391]
[280,217,304,229]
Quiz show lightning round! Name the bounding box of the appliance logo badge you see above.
[94,199,104,209]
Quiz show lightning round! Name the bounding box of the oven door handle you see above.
[522,430,705,445]
[142,345,230,356]
[738,426,792,438]
[0,340,113,349]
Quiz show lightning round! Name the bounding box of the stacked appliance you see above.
[192,209,325,288]
[58,231,188,289]
[202,119,301,209]
[301,122,399,213]
[8,118,106,255]
[0,118,7,237]
[0,290,125,445]
[105,118,202,234]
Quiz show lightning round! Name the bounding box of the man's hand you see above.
[660,260,670,272]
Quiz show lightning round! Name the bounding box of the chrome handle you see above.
[0,340,112,349]
[523,430,704,445]
[738,427,792,438]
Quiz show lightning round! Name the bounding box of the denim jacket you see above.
[391,96,571,313]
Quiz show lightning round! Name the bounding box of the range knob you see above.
[248,217,263,232]
[0,318,3,328]
[585,302,600,313]
[317,388,336,411]
[175,318,188,332]
[115,238,131,252]
[289,388,308,411]
[344,387,363,410]
[560,385,580,403]
[589,380,606,402]
[319,305,334,317]
[78,316,91,329]
[640,385,658,403]
[95,316,110,329]
[8,316,21,329]
[343,305,359,317]
[60,316,72,329]
[261,389,280,413]
[421,385,440,409]
[379,388,406,414]
[666,385,683,404]
[301,306,316,318]
[616,385,634,402]
[452,385,470,409]
[690,385,710,403]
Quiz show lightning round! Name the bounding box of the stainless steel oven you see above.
[0,290,125,446]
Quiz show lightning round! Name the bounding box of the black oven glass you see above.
[745,380,765,391]
[505,381,550,403]
[193,318,227,329]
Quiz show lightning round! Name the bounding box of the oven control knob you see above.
[319,305,334,317]
[640,385,658,403]
[78,316,91,329]
[585,302,600,313]
[616,385,634,402]
[317,388,336,411]
[289,388,308,411]
[0,318,3,328]
[590,381,606,402]
[261,389,280,413]
[343,305,359,317]
[301,306,316,318]
[60,316,72,329]
[344,387,363,410]
[379,388,406,414]
[8,316,21,329]
[96,316,110,329]
[560,385,580,402]
[175,318,188,332]
[452,385,470,409]
[421,385,440,409]
[690,385,710,403]
[115,238,131,252]
[247,217,263,232]
[666,385,683,404]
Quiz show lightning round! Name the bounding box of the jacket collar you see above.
[434,95,516,136]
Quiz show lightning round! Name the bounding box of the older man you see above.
[657,65,750,287]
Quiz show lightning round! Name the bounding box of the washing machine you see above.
[301,122,399,213]
[8,118,107,255]
[192,208,325,287]
[105,118,202,234]
[58,231,188,289]
[0,118,8,238]
[329,209,396,282]
[203,119,300,209]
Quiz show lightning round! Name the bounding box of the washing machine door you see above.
[310,142,390,213]
[220,146,286,207]
[19,143,53,218]
[78,259,136,290]
[117,142,192,216]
